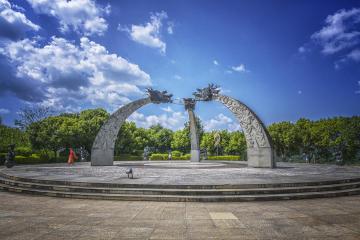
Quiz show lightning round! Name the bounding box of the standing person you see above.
[68,148,78,166]
[5,144,16,168]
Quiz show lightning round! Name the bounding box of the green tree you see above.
[15,106,53,130]
[224,131,246,157]
[27,108,109,157]
[147,124,173,152]
[77,109,109,151]
[0,125,30,152]
[171,129,190,153]
[116,122,141,154]
[268,121,298,160]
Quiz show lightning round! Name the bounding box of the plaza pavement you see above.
[0,191,359,240]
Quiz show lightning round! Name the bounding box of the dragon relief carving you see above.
[146,88,173,104]
[214,94,269,149]
[193,83,221,101]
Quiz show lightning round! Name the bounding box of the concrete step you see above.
[1,171,359,189]
[1,182,359,202]
[0,177,360,196]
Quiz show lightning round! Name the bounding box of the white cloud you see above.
[311,8,360,56]
[161,106,173,112]
[0,108,10,114]
[218,87,231,94]
[298,46,308,53]
[213,60,219,65]
[204,113,233,131]
[347,49,360,61]
[167,21,174,34]
[128,110,186,130]
[26,0,109,36]
[204,114,242,132]
[173,74,182,80]
[121,11,168,54]
[227,122,242,132]
[231,64,248,73]
[0,36,151,112]
[0,0,40,40]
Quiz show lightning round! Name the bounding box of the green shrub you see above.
[132,150,144,156]
[171,150,182,157]
[207,155,241,161]
[15,155,43,164]
[0,153,6,164]
[114,154,142,161]
[172,156,189,160]
[150,153,168,160]
[15,146,32,157]
[13,155,68,165]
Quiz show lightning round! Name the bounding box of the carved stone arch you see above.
[91,88,173,166]
[213,94,275,168]
[91,97,151,166]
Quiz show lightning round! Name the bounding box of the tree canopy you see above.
[1,107,359,164]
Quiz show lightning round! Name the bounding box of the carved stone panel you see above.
[213,94,275,168]
[187,108,200,162]
[214,94,271,149]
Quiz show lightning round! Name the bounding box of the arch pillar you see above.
[184,98,200,162]
[91,98,151,166]
[91,88,173,166]
[213,94,275,168]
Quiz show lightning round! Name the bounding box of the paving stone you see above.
[2,161,360,186]
[1,161,360,239]
[209,212,238,220]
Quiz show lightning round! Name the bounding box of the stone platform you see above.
[0,161,360,201]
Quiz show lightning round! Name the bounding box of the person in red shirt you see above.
[68,148,78,166]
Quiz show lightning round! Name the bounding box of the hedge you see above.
[207,155,241,161]
[150,153,191,160]
[150,153,168,160]
[114,154,142,161]
[173,154,191,160]
[171,151,182,157]
[15,147,32,157]
[151,154,241,161]
[9,155,68,165]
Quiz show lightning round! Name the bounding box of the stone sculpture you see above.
[91,89,173,166]
[193,83,220,101]
[146,88,173,103]
[193,85,275,168]
[91,84,274,168]
[184,98,200,162]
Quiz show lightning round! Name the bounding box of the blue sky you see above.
[0,0,359,131]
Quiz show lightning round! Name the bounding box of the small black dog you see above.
[126,168,133,179]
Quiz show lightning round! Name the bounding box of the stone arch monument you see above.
[193,84,275,168]
[91,88,173,166]
[91,84,275,168]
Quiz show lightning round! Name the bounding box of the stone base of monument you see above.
[91,149,113,166]
[1,162,360,202]
[190,150,200,162]
[247,147,276,168]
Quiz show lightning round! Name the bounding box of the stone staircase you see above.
[1,171,359,202]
